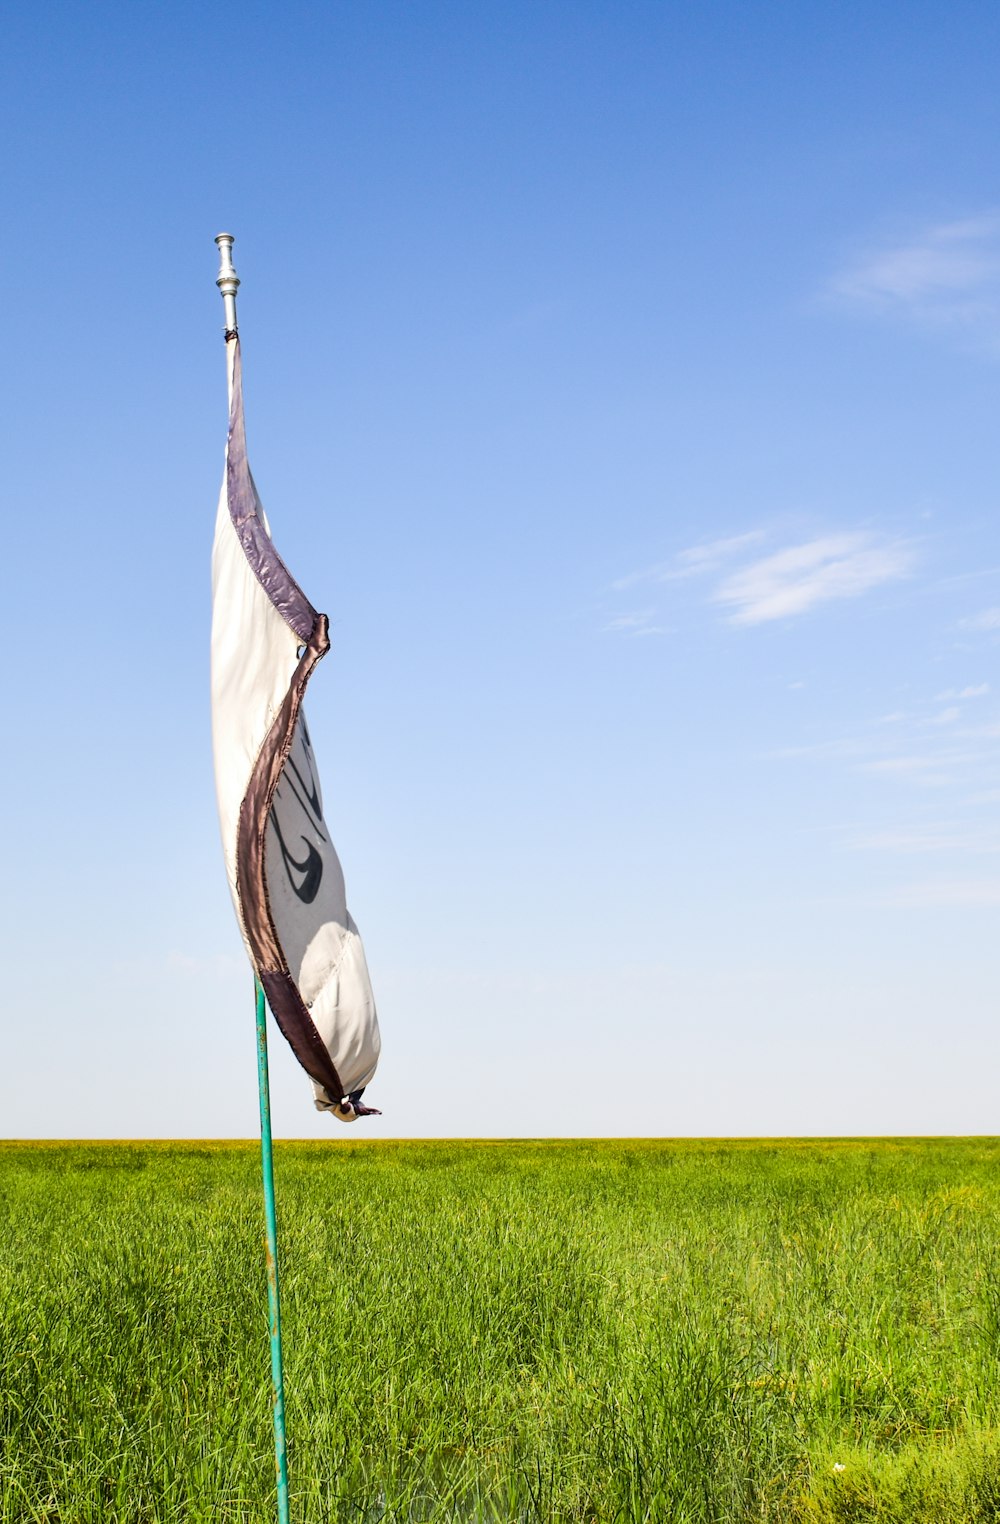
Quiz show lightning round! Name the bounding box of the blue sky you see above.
[3,2,999,1137]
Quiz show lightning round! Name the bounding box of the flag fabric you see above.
[211,338,380,1121]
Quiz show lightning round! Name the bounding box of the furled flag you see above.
[211,337,380,1121]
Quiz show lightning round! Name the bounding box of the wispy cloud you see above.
[936,683,989,700]
[613,530,764,591]
[774,669,1000,884]
[960,607,1000,632]
[602,609,666,637]
[608,526,915,635]
[859,751,976,787]
[879,878,1000,909]
[672,531,767,576]
[850,825,1000,856]
[831,215,1000,340]
[773,684,998,799]
[713,533,913,625]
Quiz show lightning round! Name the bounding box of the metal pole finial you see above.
[215,232,240,338]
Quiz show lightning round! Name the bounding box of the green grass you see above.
[3,1139,1000,1522]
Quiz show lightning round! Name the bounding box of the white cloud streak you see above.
[831,216,1000,341]
[879,878,1000,909]
[613,530,765,591]
[850,826,1000,856]
[935,683,989,700]
[713,533,913,625]
[859,752,973,787]
[673,530,767,574]
[602,609,666,637]
[960,608,1000,631]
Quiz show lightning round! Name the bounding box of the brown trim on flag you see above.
[226,338,318,646]
[224,336,350,1107]
[235,612,348,1104]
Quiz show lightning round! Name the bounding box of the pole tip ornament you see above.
[215,233,240,339]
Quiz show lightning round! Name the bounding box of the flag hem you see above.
[226,339,317,645]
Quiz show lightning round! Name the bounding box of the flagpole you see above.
[255,975,291,1524]
[215,232,291,1524]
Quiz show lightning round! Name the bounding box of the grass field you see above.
[3,1139,1000,1522]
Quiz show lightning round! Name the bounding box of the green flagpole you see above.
[255,975,291,1524]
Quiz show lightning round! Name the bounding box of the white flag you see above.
[211,339,380,1121]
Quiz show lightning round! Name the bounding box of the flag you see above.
[211,338,380,1121]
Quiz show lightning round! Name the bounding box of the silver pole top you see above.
[215,232,240,338]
